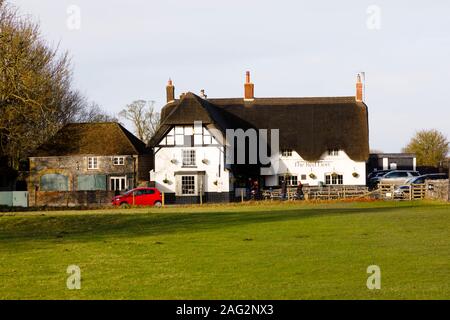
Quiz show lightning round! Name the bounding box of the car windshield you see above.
[411,177,425,184]
[123,189,134,196]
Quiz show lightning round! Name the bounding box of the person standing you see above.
[296,181,304,200]
[281,177,287,200]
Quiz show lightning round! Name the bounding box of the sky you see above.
[12,0,450,153]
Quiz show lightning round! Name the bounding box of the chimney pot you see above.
[166,78,175,103]
[244,71,254,101]
[356,73,363,102]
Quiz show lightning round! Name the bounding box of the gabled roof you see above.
[31,122,146,157]
[151,92,369,162]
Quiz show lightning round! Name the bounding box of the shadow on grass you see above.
[0,203,423,244]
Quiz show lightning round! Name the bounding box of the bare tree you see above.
[76,102,118,123]
[119,100,160,143]
[0,1,113,169]
[403,129,449,166]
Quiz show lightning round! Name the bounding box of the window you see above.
[385,171,408,178]
[325,173,343,185]
[133,189,145,196]
[77,175,106,191]
[182,150,196,167]
[282,149,292,157]
[40,174,69,191]
[88,157,98,169]
[113,156,125,165]
[300,174,307,180]
[143,189,155,195]
[184,135,194,147]
[328,149,339,156]
[110,176,127,191]
[181,176,196,195]
[278,175,298,186]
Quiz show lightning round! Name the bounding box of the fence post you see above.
[241,189,244,203]
[162,192,165,207]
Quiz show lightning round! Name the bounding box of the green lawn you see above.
[0,201,449,299]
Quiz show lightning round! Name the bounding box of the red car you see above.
[112,187,162,207]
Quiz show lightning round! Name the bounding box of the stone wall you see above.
[28,155,147,206]
[32,190,116,207]
[425,179,449,201]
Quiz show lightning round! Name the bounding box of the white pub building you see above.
[149,72,369,203]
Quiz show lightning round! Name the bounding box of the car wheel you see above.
[154,201,162,207]
[120,202,130,208]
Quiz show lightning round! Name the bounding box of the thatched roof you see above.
[151,92,369,162]
[32,122,146,157]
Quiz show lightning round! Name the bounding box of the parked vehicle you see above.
[393,173,449,199]
[367,170,393,180]
[112,187,162,207]
[369,170,420,189]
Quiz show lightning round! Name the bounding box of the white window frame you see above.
[113,156,125,165]
[278,175,298,186]
[181,175,196,195]
[88,157,99,170]
[110,176,127,191]
[325,173,343,185]
[182,149,196,167]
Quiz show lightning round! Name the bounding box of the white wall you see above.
[264,150,366,186]
[151,145,230,194]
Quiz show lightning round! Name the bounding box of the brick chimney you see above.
[166,78,175,103]
[356,73,363,102]
[244,71,254,101]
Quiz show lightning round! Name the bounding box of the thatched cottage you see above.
[149,72,369,204]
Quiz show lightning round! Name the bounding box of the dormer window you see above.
[328,149,339,156]
[281,149,292,157]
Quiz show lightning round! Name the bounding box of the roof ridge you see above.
[207,96,356,103]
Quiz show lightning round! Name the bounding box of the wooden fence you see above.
[262,186,369,201]
[260,182,440,202]
[376,183,426,200]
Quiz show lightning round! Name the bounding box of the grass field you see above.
[0,200,449,299]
